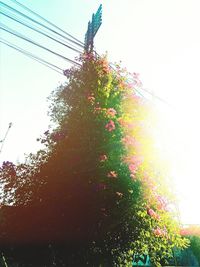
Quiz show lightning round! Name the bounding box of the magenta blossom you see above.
[117,117,127,127]
[87,95,95,104]
[129,163,138,174]
[147,208,160,220]
[94,107,102,114]
[105,120,116,132]
[122,135,136,146]
[107,108,117,117]
[99,154,108,162]
[156,195,168,210]
[125,155,143,165]
[153,227,163,237]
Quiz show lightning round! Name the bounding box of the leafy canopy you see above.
[0,54,188,266]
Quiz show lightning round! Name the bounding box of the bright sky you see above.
[1,0,200,225]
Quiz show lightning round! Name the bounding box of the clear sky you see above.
[1,0,200,225]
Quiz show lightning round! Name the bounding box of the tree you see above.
[0,54,187,266]
[189,235,200,265]
[180,225,200,265]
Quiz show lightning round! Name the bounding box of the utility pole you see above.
[84,4,102,53]
[0,122,13,154]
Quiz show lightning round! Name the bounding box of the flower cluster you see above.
[99,58,110,74]
[106,108,117,117]
[99,154,108,162]
[122,135,137,146]
[105,120,116,132]
[117,117,127,127]
[156,195,168,211]
[124,155,143,174]
[147,208,160,220]
[153,227,167,237]
[82,52,94,61]
[87,95,95,104]
[180,226,200,236]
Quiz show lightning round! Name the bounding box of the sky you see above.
[1,0,200,225]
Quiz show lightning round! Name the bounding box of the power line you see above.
[0,23,81,66]
[139,86,172,107]
[0,1,84,48]
[0,8,83,53]
[0,11,83,54]
[0,38,64,75]
[0,123,13,155]
[9,0,84,46]
[109,63,146,99]
[0,1,168,106]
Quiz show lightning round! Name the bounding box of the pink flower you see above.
[162,226,168,237]
[127,122,136,129]
[129,163,138,174]
[122,135,136,146]
[119,81,126,88]
[130,173,137,180]
[156,195,168,210]
[153,227,163,237]
[87,95,95,104]
[99,154,108,162]
[99,59,110,74]
[143,175,156,190]
[131,72,143,87]
[180,226,200,236]
[117,118,127,127]
[133,72,139,78]
[83,53,94,60]
[107,171,118,178]
[94,107,102,113]
[125,155,143,165]
[105,120,116,132]
[107,108,117,117]
[147,208,160,220]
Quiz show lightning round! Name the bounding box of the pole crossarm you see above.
[84,4,102,53]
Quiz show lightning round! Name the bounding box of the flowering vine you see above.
[0,53,188,267]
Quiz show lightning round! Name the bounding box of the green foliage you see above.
[187,235,200,265]
[0,54,188,266]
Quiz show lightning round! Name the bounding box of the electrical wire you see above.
[0,1,84,48]
[0,9,83,52]
[0,123,12,154]
[0,11,83,54]
[0,38,64,75]
[9,0,84,46]
[139,87,172,107]
[108,63,146,99]
[0,23,81,66]
[109,63,171,106]
[1,2,167,104]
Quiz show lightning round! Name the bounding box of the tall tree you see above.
[0,54,187,266]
